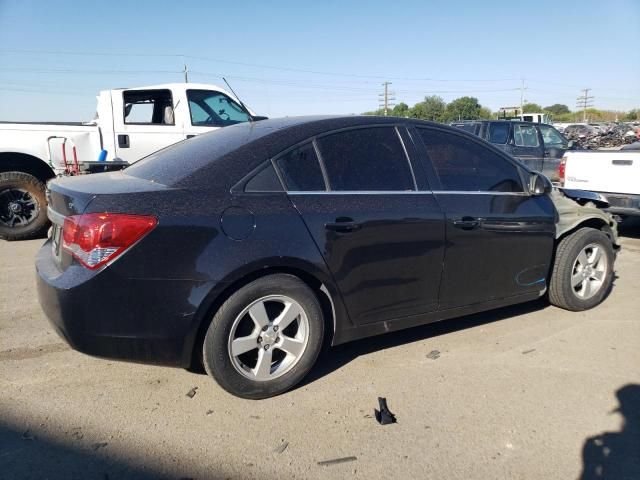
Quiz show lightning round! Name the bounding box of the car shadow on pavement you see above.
[301,298,549,388]
[0,420,233,480]
[0,422,157,480]
[579,384,640,480]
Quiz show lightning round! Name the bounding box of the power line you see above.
[0,49,520,83]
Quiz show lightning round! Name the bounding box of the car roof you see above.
[125,115,496,189]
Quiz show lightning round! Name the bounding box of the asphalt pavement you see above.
[1,222,639,479]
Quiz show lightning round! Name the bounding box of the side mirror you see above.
[251,115,269,121]
[567,140,575,149]
[530,173,552,196]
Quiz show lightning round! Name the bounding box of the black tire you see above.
[549,228,614,311]
[0,171,49,241]
[203,274,324,399]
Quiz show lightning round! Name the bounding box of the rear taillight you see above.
[62,213,157,270]
[558,156,567,185]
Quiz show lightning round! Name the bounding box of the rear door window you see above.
[315,127,415,191]
[417,128,524,192]
[275,142,326,191]
[513,124,540,147]
[123,89,174,125]
[488,122,510,144]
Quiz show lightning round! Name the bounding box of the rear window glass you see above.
[125,122,277,186]
[488,123,510,144]
[316,127,414,191]
[275,142,326,191]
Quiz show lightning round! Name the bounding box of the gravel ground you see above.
[1,221,639,479]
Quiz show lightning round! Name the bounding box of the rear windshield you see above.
[124,122,276,186]
[450,123,481,135]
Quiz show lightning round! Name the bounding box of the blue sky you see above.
[0,0,638,121]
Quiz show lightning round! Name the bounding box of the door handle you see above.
[118,134,130,148]
[453,217,481,230]
[325,219,361,232]
[186,134,196,139]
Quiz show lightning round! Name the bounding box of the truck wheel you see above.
[0,172,50,241]
[549,228,614,311]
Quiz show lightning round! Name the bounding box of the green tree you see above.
[445,96,481,121]
[409,95,446,121]
[391,102,410,117]
[544,104,570,115]
[478,107,494,119]
[522,103,543,113]
[626,109,638,121]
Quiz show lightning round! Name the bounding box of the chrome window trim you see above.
[286,190,529,196]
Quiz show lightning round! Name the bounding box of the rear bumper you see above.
[603,193,640,217]
[36,239,216,368]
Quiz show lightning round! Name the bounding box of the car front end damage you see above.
[551,188,620,248]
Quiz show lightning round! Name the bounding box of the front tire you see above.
[203,274,324,399]
[549,228,614,311]
[0,172,49,241]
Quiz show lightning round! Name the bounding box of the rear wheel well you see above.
[0,152,55,182]
[188,267,335,371]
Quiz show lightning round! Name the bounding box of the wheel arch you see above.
[184,262,343,371]
[0,152,55,182]
[556,217,616,245]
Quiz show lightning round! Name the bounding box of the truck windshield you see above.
[187,89,251,127]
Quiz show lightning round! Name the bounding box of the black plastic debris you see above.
[318,456,357,466]
[274,441,289,454]
[374,397,397,425]
[186,387,198,398]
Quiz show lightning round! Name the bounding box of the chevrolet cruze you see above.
[37,116,618,399]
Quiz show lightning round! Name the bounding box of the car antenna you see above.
[222,77,254,122]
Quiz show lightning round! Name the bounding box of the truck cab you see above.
[450,120,571,182]
[0,83,260,240]
[102,83,255,163]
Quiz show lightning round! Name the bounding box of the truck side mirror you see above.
[567,140,575,149]
[530,173,552,196]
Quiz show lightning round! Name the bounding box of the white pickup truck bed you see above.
[562,151,640,216]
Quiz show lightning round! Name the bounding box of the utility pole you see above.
[576,88,594,122]
[519,78,527,117]
[378,82,395,116]
[183,64,189,83]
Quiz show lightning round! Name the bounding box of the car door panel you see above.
[411,126,556,310]
[434,192,555,309]
[290,193,445,324]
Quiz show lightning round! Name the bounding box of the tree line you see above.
[364,95,639,122]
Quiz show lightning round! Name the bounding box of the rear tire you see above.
[0,172,49,241]
[549,228,614,311]
[203,274,324,399]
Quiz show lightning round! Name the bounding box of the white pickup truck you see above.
[560,150,640,217]
[0,82,262,240]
